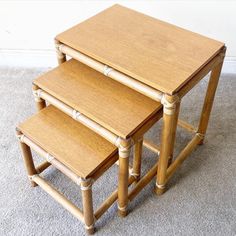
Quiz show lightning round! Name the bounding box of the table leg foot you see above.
[198,139,204,145]
[86,227,95,235]
[118,209,127,217]
[154,184,166,196]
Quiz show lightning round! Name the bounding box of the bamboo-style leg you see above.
[16,129,37,187]
[118,138,131,217]
[32,84,46,111]
[54,39,66,64]
[155,94,179,195]
[177,119,196,133]
[143,139,160,154]
[132,138,143,182]
[36,161,51,174]
[166,134,203,182]
[81,178,95,235]
[197,59,224,145]
[168,101,180,165]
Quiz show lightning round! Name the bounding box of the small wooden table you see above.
[32,59,163,217]
[55,4,225,206]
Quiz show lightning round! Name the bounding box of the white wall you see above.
[0,0,235,73]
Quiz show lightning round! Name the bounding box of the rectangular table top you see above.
[34,59,162,139]
[18,106,118,178]
[56,4,224,95]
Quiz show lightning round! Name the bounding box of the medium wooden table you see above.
[32,59,163,217]
[55,4,226,206]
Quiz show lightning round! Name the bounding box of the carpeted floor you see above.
[0,67,235,236]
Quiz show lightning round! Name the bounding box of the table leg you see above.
[32,84,46,111]
[81,178,95,235]
[168,101,180,166]
[197,60,224,145]
[118,139,131,217]
[55,39,66,64]
[132,138,143,183]
[155,94,179,195]
[16,129,38,187]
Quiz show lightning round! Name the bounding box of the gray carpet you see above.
[0,67,235,236]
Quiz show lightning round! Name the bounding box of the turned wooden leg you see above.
[54,39,66,64]
[155,94,179,195]
[132,138,143,183]
[168,101,180,166]
[197,59,224,145]
[32,84,46,111]
[16,129,38,187]
[118,138,131,217]
[81,178,95,235]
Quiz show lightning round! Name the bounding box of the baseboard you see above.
[0,49,235,74]
[222,57,236,74]
[0,49,57,68]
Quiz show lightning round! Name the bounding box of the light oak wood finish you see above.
[53,5,224,208]
[34,59,162,139]
[168,101,181,165]
[16,129,38,187]
[177,49,225,98]
[39,48,225,202]
[17,108,155,234]
[18,124,159,227]
[117,138,131,217]
[54,7,225,200]
[155,95,180,195]
[56,4,224,95]
[132,138,143,182]
[32,84,46,111]
[156,49,225,193]
[17,106,136,234]
[34,89,120,146]
[34,85,163,147]
[81,179,95,234]
[55,39,66,64]
[16,4,226,232]
[197,60,224,144]
[33,79,162,218]
[54,6,225,211]
[58,43,163,102]
[17,105,118,179]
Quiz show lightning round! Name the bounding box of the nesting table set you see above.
[16,5,225,234]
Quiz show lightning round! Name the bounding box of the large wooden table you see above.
[33,58,163,218]
[55,4,226,212]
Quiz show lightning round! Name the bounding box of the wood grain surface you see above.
[34,59,162,138]
[56,4,224,94]
[18,106,118,178]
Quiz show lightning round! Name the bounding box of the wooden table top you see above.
[34,59,162,139]
[18,106,118,178]
[56,4,224,95]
